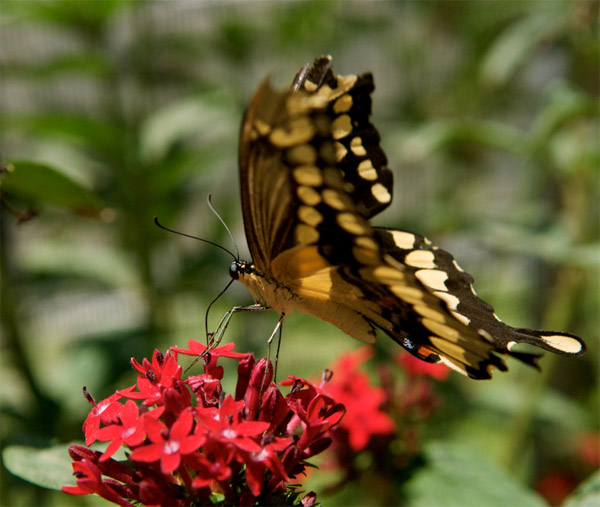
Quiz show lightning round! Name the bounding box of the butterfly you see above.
[226,55,585,379]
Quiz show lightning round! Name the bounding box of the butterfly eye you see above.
[229,262,240,280]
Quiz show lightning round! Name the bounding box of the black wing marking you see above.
[374,227,586,360]
[293,55,394,220]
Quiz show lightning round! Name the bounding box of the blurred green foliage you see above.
[1,1,598,505]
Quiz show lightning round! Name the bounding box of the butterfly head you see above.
[229,260,255,280]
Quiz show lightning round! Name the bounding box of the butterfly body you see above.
[231,56,585,379]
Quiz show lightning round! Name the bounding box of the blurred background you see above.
[1,1,598,505]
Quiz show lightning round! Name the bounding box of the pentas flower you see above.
[321,347,395,452]
[131,408,206,474]
[94,400,164,461]
[121,350,182,406]
[63,341,330,506]
[315,346,446,492]
[82,388,134,446]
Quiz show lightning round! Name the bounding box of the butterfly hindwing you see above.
[373,227,586,359]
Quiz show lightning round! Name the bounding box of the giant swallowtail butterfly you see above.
[227,55,585,379]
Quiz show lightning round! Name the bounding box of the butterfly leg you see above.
[266,313,285,381]
[209,303,270,349]
[186,304,271,373]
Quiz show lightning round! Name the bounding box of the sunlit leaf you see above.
[480,7,567,87]
[484,222,600,268]
[3,443,77,490]
[563,469,600,507]
[18,240,139,286]
[1,161,101,216]
[530,83,597,146]
[10,53,112,79]
[397,119,527,162]
[139,91,237,164]
[405,442,546,506]
[9,115,125,160]
[3,0,131,34]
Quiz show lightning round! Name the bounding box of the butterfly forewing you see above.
[294,56,394,220]
[239,81,320,271]
[235,55,586,380]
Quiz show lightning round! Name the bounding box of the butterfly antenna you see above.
[207,194,240,261]
[153,216,237,262]
[292,63,310,93]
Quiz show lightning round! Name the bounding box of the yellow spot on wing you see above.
[270,118,315,147]
[357,159,377,180]
[539,334,583,354]
[337,75,358,90]
[293,166,323,186]
[297,185,322,206]
[371,183,391,203]
[336,212,369,235]
[297,205,323,227]
[316,84,333,100]
[370,265,406,284]
[333,94,353,113]
[334,141,348,161]
[350,136,367,156]
[287,144,317,164]
[414,304,447,323]
[389,285,424,305]
[322,189,350,210]
[415,269,448,291]
[304,80,318,92]
[452,259,465,272]
[437,356,468,376]
[315,75,358,102]
[331,114,352,139]
[296,224,319,245]
[353,246,379,265]
[478,329,494,342]
[354,236,378,250]
[254,119,271,136]
[452,311,471,326]
[405,250,437,268]
[424,320,461,340]
[432,291,460,310]
[390,231,416,249]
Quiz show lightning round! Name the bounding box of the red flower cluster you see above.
[63,341,343,506]
[320,347,396,452]
[311,346,447,495]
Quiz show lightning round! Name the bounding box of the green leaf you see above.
[1,161,101,216]
[139,91,237,164]
[9,114,125,159]
[563,470,600,507]
[480,7,567,87]
[397,119,527,162]
[19,239,139,286]
[483,222,600,268]
[10,53,113,79]
[530,83,597,147]
[405,442,546,507]
[3,443,77,490]
[3,0,130,35]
